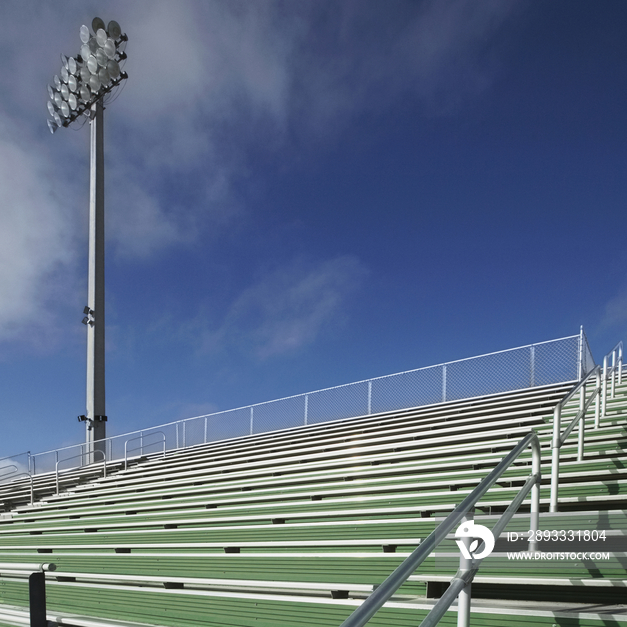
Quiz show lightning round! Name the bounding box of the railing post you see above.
[304,394,309,426]
[595,369,601,429]
[619,343,623,385]
[367,380,372,415]
[457,510,473,627]
[611,349,616,400]
[55,451,59,495]
[204,416,208,444]
[578,385,585,462]
[602,355,608,418]
[442,365,447,403]
[550,405,561,512]
[577,325,584,381]
[529,437,540,553]
[530,345,535,387]
[250,407,254,435]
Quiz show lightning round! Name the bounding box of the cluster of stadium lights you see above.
[46,17,128,133]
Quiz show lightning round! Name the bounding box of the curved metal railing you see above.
[124,431,166,469]
[55,449,106,495]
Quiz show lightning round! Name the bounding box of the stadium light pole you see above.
[47,17,128,462]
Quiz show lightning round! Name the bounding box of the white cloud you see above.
[0,113,79,346]
[601,285,627,330]
[196,255,368,359]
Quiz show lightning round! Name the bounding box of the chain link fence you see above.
[28,332,591,475]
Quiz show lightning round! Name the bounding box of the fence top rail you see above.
[0,452,29,464]
[27,333,583,461]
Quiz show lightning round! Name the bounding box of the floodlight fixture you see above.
[46,16,128,133]
[46,17,128,459]
[103,39,115,59]
[107,21,121,40]
[79,25,90,44]
[96,28,108,47]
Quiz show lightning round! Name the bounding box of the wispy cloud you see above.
[600,284,627,331]
[194,255,368,359]
[0,112,80,348]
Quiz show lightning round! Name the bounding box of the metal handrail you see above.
[550,341,623,512]
[0,470,35,506]
[339,431,541,627]
[0,464,18,481]
[55,449,106,495]
[124,431,166,470]
[0,451,30,465]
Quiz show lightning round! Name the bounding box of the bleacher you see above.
[0,362,624,625]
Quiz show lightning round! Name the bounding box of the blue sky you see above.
[0,0,626,458]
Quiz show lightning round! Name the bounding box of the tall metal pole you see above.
[47,17,127,464]
[86,99,107,459]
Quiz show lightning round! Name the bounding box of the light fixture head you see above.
[106,59,120,80]
[79,84,91,103]
[103,39,116,59]
[68,56,78,75]
[79,24,90,44]
[107,20,121,40]
[98,67,110,85]
[87,54,99,75]
[89,74,101,92]
[47,101,56,116]
[92,17,106,33]
[47,84,55,100]
[47,119,59,134]
[96,28,108,47]
[80,43,91,62]
[95,48,108,68]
